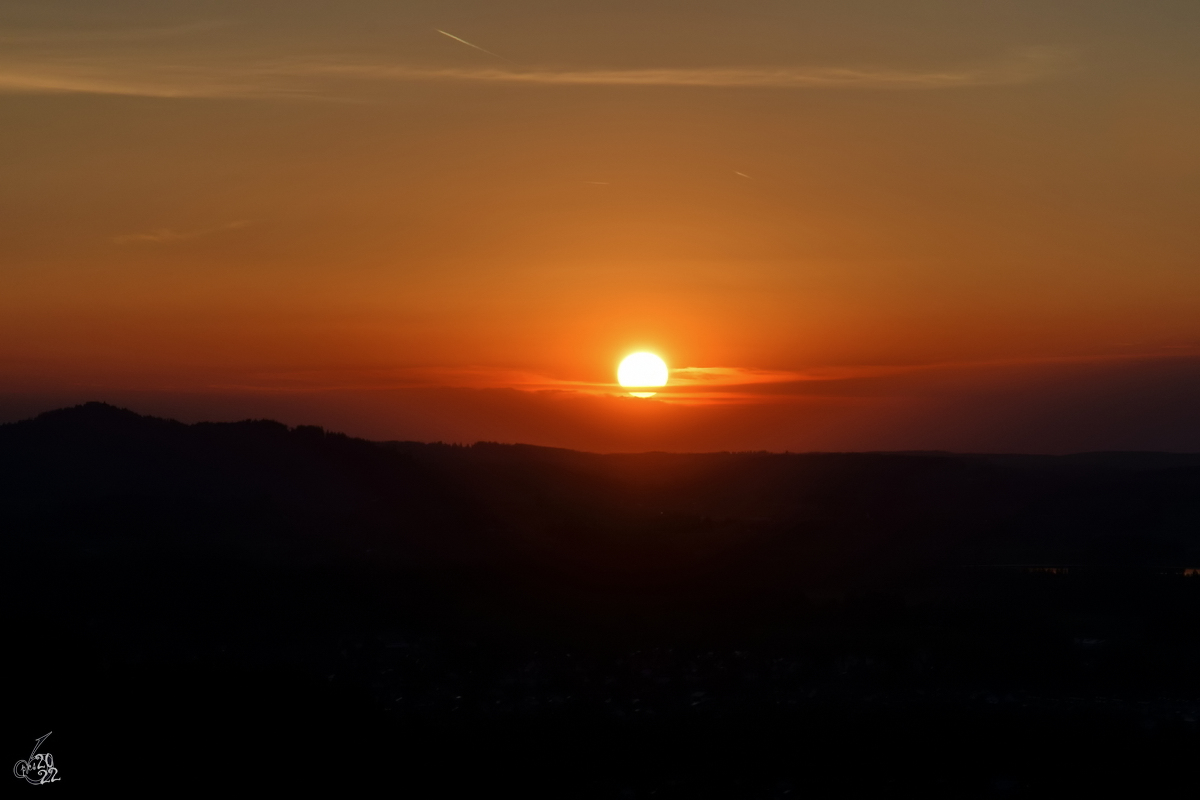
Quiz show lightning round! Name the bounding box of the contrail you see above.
[436,29,505,60]
[735,171,751,179]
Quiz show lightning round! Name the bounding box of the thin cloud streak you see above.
[0,48,1072,98]
[0,65,275,98]
[0,21,230,46]
[309,50,1067,89]
[112,221,250,245]
[197,347,1200,406]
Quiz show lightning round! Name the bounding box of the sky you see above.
[2,0,1199,452]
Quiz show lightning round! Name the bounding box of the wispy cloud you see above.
[206,364,929,401]
[0,47,1073,99]
[112,220,250,245]
[0,62,278,98]
[196,346,1200,407]
[0,21,230,46]
[300,48,1069,89]
[662,349,1200,404]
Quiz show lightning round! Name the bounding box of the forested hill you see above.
[7,402,1200,794]
[4,402,1200,601]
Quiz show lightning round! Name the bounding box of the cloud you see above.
[294,48,1070,90]
[112,221,250,245]
[0,48,1073,99]
[157,342,1200,416]
[0,64,270,98]
[0,21,229,46]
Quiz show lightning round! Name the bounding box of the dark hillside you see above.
[5,403,1200,795]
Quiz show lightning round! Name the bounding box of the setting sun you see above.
[618,352,669,397]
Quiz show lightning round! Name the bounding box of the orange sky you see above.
[2,1,1200,451]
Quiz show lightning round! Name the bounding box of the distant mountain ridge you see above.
[5,401,1200,596]
[7,402,1200,793]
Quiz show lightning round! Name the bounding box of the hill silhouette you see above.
[5,402,1200,795]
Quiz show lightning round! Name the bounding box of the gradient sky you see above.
[2,1,1200,452]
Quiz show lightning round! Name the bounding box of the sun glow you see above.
[617,352,668,397]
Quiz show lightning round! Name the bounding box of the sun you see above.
[618,352,668,397]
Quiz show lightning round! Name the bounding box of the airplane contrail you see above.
[735,171,751,179]
[436,29,505,60]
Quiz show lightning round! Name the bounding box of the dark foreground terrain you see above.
[5,403,1200,795]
